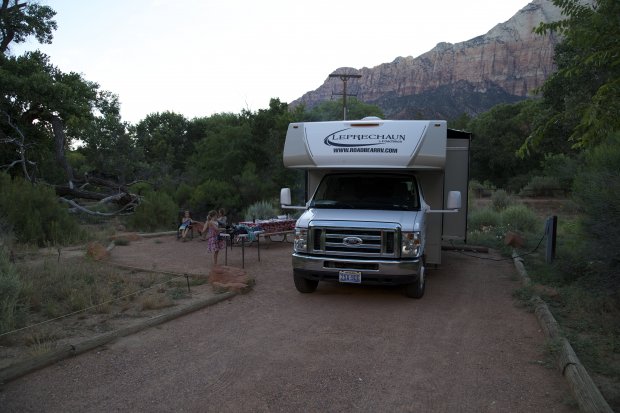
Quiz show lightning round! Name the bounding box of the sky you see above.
[12,0,532,124]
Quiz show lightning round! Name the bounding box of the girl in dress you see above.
[178,210,193,242]
[204,210,225,266]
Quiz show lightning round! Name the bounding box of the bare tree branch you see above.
[98,192,141,205]
[59,197,137,216]
[0,110,35,182]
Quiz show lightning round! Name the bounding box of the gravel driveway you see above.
[0,237,575,412]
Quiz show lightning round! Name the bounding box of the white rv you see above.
[280,118,470,298]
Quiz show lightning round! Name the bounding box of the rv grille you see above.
[309,224,399,258]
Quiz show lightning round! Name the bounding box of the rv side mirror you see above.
[280,188,292,206]
[447,191,461,210]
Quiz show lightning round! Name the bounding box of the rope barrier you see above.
[0,271,196,339]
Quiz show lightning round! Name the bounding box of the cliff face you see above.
[293,0,563,119]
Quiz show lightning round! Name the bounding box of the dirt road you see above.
[0,237,575,412]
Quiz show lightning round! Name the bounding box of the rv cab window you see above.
[310,173,420,211]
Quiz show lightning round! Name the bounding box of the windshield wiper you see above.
[311,200,354,209]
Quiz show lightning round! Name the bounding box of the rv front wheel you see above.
[294,272,318,293]
[404,265,425,299]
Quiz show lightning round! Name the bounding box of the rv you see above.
[280,118,470,298]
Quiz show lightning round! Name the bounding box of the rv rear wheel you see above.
[404,264,425,299]
[294,272,318,293]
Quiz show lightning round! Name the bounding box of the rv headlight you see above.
[401,231,421,258]
[294,228,308,252]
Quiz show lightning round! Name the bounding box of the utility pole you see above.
[329,72,362,120]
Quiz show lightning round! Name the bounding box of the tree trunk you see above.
[50,115,75,187]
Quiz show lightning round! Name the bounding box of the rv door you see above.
[442,130,471,241]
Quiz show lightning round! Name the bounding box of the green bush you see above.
[469,179,493,198]
[573,132,620,288]
[244,200,278,221]
[128,182,154,196]
[468,207,501,231]
[491,189,512,211]
[500,204,540,233]
[0,247,23,335]
[506,174,532,194]
[174,182,193,207]
[520,176,560,197]
[129,190,177,232]
[0,174,85,246]
[189,179,239,217]
[541,153,579,194]
[0,217,14,248]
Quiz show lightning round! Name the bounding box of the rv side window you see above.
[310,173,420,211]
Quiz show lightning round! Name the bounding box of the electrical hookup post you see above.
[545,215,558,264]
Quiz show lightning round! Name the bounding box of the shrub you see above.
[0,217,14,248]
[244,200,278,221]
[469,180,484,198]
[129,182,154,195]
[0,248,23,335]
[506,174,532,194]
[129,190,177,232]
[189,179,239,217]
[500,204,540,233]
[469,180,493,198]
[491,189,512,211]
[573,132,620,289]
[0,174,85,246]
[541,153,579,194]
[174,182,193,207]
[468,207,501,231]
[520,176,560,197]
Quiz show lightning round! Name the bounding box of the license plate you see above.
[339,270,362,284]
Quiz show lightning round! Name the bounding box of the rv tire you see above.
[294,272,319,293]
[404,265,425,299]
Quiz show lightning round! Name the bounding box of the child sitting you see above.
[178,210,193,242]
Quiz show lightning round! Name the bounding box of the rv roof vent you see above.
[361,116,382,121]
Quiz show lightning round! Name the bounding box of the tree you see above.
[134,111,190,178]
[524,0,620,151]
[573,132,620,289]
[469,101,546,189]
[0,51,100,185]
[0,3,143,216]
[448,113,471,131]
[78,91,140,183]
[0,0,56,54]
[522,0,620,294]
[245,98,301,193]
[184,100,302,217]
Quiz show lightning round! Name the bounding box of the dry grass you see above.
[138,293,175,310]
[23,328,60,357]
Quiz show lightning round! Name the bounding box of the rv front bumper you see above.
[292,253,422,285]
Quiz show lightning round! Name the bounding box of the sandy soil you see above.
[0,234,577,412]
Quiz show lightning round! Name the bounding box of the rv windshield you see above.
[310,173,420,211]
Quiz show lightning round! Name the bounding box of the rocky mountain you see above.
[292,0,564,119]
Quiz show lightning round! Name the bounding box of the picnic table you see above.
[222,219,296,268]
[238,218,296,233]
[238,218,296,242]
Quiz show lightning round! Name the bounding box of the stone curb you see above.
[0,291,235,385]
[511,251,613,413]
